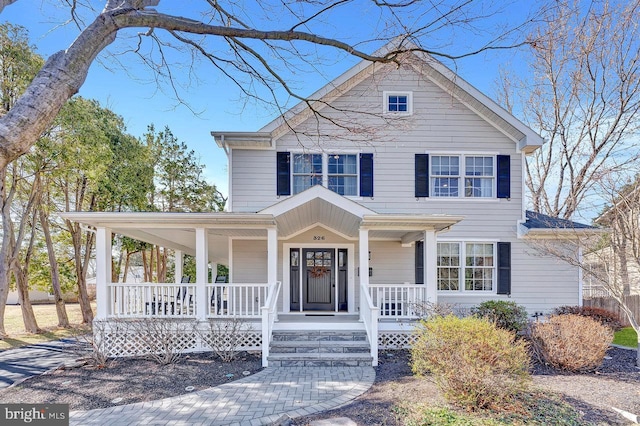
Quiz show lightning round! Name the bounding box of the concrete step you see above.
[270,339,370,354]
[267,352,373,367]
[271,330,367,342]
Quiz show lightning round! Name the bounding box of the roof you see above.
[212,40,543,153]
[523,211,596,230]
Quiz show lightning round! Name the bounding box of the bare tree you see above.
[0,0,541,170]
[498,0,640,220]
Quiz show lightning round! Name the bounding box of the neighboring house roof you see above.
[523,211,596,230]
[520,210,602,239]
[213,40,543,154]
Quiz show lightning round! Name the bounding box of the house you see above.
[63,44,593,367]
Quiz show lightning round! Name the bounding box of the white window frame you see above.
[383,91,413,115]
[430,154,496,199]
[292,153,323,195]
[436,241,496,294]
[290,151,361,197]
[327,153,359,196]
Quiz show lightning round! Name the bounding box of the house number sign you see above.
[313,235,326,241]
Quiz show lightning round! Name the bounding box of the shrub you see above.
[411,315,531,410]
[200,318,253,362]
[552,305,623,331]
[530,314,613,372]
[471,300,528,334]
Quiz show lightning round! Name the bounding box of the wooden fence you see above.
[583,295,640,327]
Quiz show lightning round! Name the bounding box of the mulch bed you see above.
[0,345,637,425]
[0,351,263,411]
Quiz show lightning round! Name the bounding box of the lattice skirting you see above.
[94,319,262,358]
[378,332,417,349]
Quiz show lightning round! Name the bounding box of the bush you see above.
[471,300,528,334]
[529,314,613,372]
[411,315,531,410]
[552,305,623,331]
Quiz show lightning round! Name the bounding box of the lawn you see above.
[613,327,638,348]
[0,303,94,351]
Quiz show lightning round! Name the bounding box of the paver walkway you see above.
[0,339,85,388]
[71,366,375,426]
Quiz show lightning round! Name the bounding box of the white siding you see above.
[232,240,267,283]
[231,63,524,242]
[226,62,580,314]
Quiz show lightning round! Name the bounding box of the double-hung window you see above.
[431,156,460,197]
[292,153,322,194]
[436,242,495,292]
[328,154,357,196]
[287,152,364,196]
[465,156,494,197]
[431,155,494,198]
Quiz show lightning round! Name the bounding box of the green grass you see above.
[613,327,638,348]
[0,303,94,351]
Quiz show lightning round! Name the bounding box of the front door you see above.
[302,248,335,311]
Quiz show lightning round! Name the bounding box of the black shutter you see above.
[497,155,510,199]
[360,153,374,197]
[415,240,424,285]
[276,152,291,196]
[497,242,511,295]
[415,154,429,197]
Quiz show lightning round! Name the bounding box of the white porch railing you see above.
[108,283,197,317]
[368,284,429,319]
[206,283,269,317]
[261,281,282,366]
[360,284,379,366]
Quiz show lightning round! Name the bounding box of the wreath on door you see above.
[308,265,330,278]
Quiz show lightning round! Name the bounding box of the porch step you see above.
[268,329,373,367]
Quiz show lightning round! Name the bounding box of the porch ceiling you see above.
[273,198,363,238]
[60,212,275,264]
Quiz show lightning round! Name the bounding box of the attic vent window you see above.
[384,91,413,115]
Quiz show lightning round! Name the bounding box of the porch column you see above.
[424,229,437,303]
[95,227,112,320]
[196,228,208,320]
[267,227,278,287]
[174,250,183,283]
[359,228,370,323]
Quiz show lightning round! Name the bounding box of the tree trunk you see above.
[123,251,131,283]
[142,249,149,282]
[68,222,94,324]
[12,263,40,333]
[0,167,11,337]
[39,208,69,327]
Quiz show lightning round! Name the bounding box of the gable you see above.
[272,62,516,153]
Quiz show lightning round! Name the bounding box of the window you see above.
[292,153,322,194]
[437,243,460,290]
[436,242,495,292]
[465,156,494,197]
[328,154,357,196]
[286,152,370,196]
[465,243,494,291]
[431,156,459,197]
[384,91,413,115]
[431,155,494,198]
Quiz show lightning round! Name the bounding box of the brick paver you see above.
[70,367,375,426]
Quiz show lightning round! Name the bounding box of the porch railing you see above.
[108,283,197,318]
[206,283,269,318]
[261,281,282,366]
[107,282,271,318]
[368,284,429,319]
[360,284,379,366]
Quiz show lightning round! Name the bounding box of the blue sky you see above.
[3,1,533,196]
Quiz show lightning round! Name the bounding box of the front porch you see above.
[63,187,463,367]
